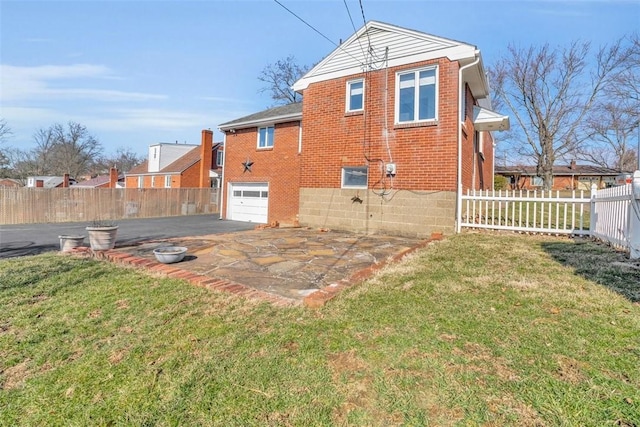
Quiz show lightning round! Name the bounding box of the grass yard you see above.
[1,233,639,426]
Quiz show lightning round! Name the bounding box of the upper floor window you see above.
[396,66,437,124]
[346,79,364,112]
[216,150,224,167]
[257,126,274,149]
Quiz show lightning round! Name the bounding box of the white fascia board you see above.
[218,113,302,131]
[473,106,510,131]
[293,44,477,92]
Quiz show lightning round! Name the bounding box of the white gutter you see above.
[218,131,227,220]
[456,52,480,233]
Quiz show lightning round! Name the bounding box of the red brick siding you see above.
[300,58,466,192]
[222,121,301,224]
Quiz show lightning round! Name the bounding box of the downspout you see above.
[456,52,480,233]
[218,131,227,220]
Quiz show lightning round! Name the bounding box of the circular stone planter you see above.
[58,235,85,252]
[86,225,119,251]
[153,246,188,264]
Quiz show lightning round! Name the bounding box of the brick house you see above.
[219,21,509,237]
[496,162,621,191]
[125,130,223,189]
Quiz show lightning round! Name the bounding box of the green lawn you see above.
[1,233,639,426]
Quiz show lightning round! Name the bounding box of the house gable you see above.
[293,21,486,97]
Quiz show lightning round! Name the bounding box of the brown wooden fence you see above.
[0,187,219,225]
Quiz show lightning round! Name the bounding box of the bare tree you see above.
[0,119,12,176]
[258,55,309,105]
[95,147,143,174]
[27,122,103,179]
[490,39,629,189]
[583,101,638,172]
[583,33,640,172]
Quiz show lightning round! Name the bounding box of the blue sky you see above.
[1,0,638,157]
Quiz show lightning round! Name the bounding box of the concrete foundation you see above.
[299,188,456,238]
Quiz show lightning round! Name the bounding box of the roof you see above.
[125,143,222,176]
[74,174,124,188]
[292,21,488,98]
[219,103,303,131]
[496,164,621,176]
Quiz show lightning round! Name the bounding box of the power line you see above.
[272,0,366,68]
[343,0,366,61]
[272,0,337,48]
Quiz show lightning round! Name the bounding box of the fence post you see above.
[629,171,640,259]
[589,183,597,236]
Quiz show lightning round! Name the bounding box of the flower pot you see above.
[86,226,118,251]
[153,246,188,264]
[58,235,85,252]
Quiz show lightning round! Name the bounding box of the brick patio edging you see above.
[303,232,444,308]
[65,247,299,307]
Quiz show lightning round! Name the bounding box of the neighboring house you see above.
[26,176,76,188]
[73,168,124,188]
[496,162,622,191]
[0,178,22,187]
[219,21,509,237]
[125,130,223,188]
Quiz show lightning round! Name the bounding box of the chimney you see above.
[63,173,70,188]
[199,129,213,188]
[109,167,118,188]
[570,159,576,170]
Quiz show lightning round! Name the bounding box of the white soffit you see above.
[473,106,510,131]
[293,21,477,91]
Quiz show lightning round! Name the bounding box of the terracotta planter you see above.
[86,226,118,251]
[58,235,85,252]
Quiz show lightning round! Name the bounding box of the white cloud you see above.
[0,64,165,102]
[88,108,211,132]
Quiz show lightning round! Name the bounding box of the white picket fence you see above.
[460,183,638,256]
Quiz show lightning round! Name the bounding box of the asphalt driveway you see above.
[0,214,254,258]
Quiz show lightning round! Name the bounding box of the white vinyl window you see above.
[346,79,364,112]
[137,176,143,188]
[531,176,544,187]
[216,150,224,167]
[396,66,438,124]
[164,175,172,188]
[341,166,368,189]
[257,126,274,149]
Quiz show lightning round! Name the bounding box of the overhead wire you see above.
[272,0,367,69]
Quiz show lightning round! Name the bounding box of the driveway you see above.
[0,214,254,258]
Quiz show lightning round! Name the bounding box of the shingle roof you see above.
[219,102,303,130]
[160,147,201,173]
[496,164,621,176]
[127,160,149,175]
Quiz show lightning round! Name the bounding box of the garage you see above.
[228,182,269,223]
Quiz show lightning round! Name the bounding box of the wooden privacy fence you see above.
[0,187,219,225]
[461,183,640,257]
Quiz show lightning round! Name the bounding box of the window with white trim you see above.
[137,176,143,188]
[531,176,544,187]
[164,175,172,188]
[346,79,364,112]
[396,66,437,124]
[151,175,156,187]
[216,150,224,167]
[341,166,368,189]
[257,126,274,149]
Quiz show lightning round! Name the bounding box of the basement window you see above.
[342,166,368,189]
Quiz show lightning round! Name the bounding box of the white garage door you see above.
[228,183,268,223]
